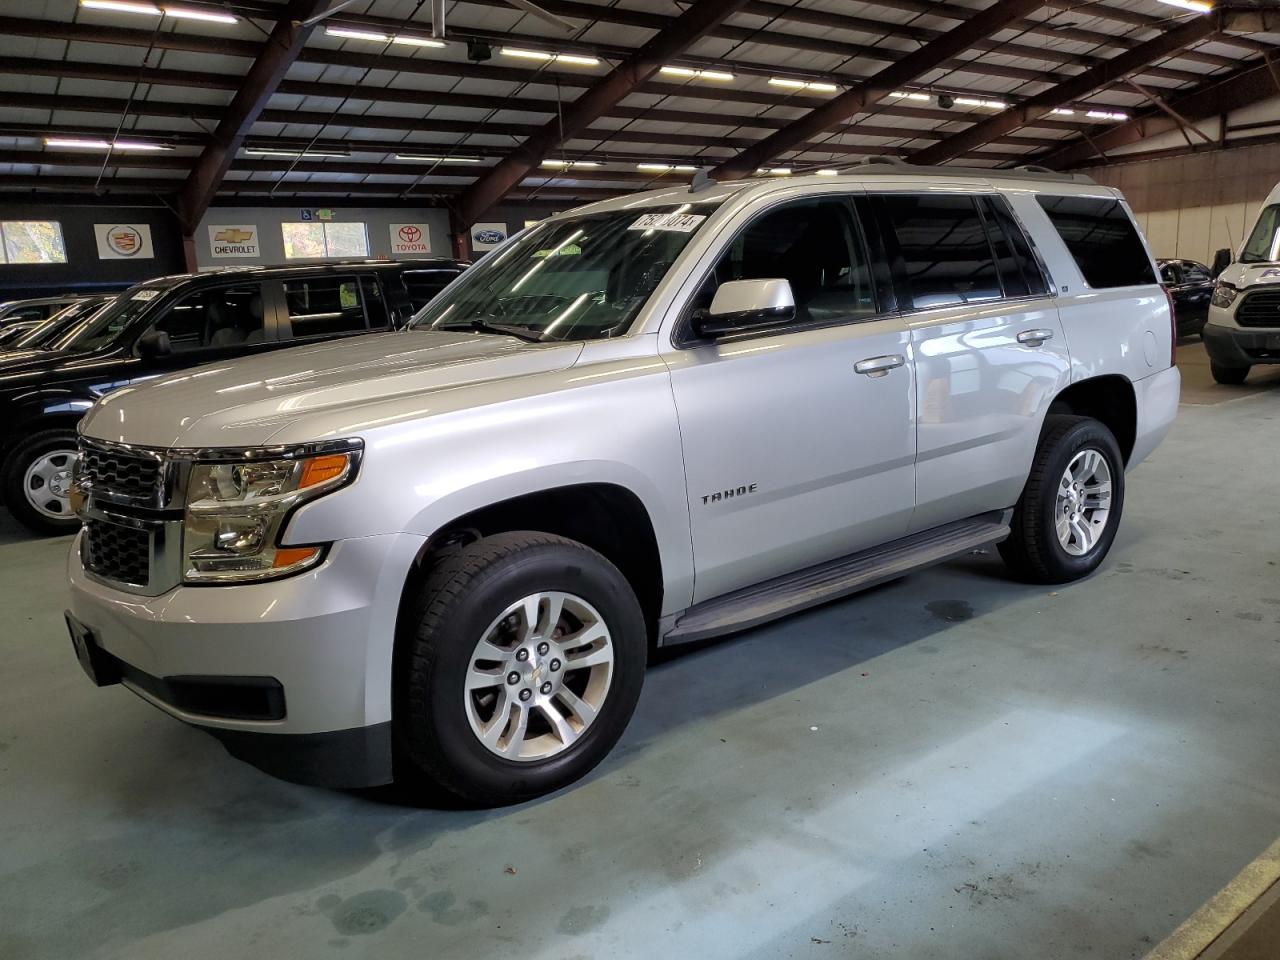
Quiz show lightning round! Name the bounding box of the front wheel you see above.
[1,429,82,536]
[999,415,1125,584]
[395,532,646,805]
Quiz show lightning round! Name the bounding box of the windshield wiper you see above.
[437,318,545,343]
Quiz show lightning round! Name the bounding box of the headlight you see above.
[182,444,360,584]
[1211,282,1238,308]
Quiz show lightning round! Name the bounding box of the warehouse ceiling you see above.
[1,0,1278,233]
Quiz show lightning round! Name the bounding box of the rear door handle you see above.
[1017,328,1055,346]
[854,354,905,377]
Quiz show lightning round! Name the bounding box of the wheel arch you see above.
[1046,375,1137,464]
[395,482,666,647]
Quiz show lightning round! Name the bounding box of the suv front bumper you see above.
[1202,321,1280,366]
[66,530,426,788]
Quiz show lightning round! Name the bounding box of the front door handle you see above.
[1017,328,1055,346]
[855,354,905,377]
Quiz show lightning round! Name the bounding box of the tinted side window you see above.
[1183,262,1211,283]
[403,269,460,311]
[151,285,265,353]
[283,276,368,337]
[878,194,1001,309]
[704,196,877,325]
[1036,195,1156,288]
[983,196,1049,297]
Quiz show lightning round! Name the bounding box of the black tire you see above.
[999,415,1125,585]
[395,531,646,805]
[1,429,82,536]
[1210,363,1249,385]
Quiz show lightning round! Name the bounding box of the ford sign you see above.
[474,230,506,245]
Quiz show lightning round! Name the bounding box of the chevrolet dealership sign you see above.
[209,224,260,258]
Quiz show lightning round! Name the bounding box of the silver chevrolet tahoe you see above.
[65,162,1180,804]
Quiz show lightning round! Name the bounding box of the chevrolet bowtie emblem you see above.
[214,228,253,243]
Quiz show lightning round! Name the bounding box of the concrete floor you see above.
[2,340,1279,960]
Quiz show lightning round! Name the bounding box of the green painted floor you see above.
[2,341,1279,959]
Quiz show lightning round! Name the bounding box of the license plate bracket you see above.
[65,613,122,687]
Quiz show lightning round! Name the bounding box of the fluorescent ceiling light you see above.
[162,5,237,22]
[1050,108,1076,116]
[816,169,839,176]
[79,0,161,13]
[1085,110,1129,121]
[501,47,598,66]
[391,35,447,48]
[955,97,1007,110]
[395,154,483,163]
[636,163,698,172]
[244,147,349,158]
[769,77,838,93]
[756,167,791,176]
[45,136,171,151]
[660,65,734,82]
[1157,0,1212,11]
[888,90,931,102]
[541,159,600,169]
[325,26,391,42]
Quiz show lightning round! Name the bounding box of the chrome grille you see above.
[78,444,163,502]
[1235,289,1280,328]
[82,519,151,587]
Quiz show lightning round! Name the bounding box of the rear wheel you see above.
[999,415,1125,584]
[1,429,81,535]
[395,532,646,805]
[1210,363,1249,385]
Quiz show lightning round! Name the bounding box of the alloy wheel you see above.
[464,591,614,762]
[1055,447,1112,557]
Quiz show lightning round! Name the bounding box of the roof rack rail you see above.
[836,156,1095,185]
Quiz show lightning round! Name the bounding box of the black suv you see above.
[0,258,467,534]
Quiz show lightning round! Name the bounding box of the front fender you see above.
[283,364,695,615]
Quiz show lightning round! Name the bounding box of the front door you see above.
[664,194,916,604]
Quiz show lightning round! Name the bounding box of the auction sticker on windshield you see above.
[629,213,706,232]
[131,290,160,302]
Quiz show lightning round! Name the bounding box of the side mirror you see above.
[694,278,796,338]
[136,329,171,359]
[1211,248,1232,278]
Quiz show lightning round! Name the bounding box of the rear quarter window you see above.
[1036,195,1156,289]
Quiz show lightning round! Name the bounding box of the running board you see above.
[662,511,1012,646]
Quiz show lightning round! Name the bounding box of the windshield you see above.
[17,297,112,350]
[53,289,163,353]
[1240,204,1280,264]
[412,201,722,341]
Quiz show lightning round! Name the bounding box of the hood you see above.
[1218,262,1280,289]
[81,330,584,449]
[0,346,115,385]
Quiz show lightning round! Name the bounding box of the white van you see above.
[1203,182,1280,383]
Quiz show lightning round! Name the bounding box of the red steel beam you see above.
[711,0,1045,180]
[911,15,1221,166]
[1038,59,1280,169]
[450,0,751,234]
[175,0,326,233]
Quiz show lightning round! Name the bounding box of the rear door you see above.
[277,273,388,344]
[868,189,1072,532]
